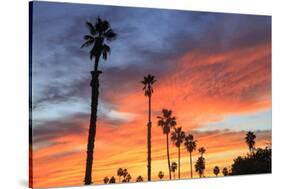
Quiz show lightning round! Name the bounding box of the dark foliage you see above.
[231,147,271,175]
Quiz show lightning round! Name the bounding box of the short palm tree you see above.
[213,166,220,177]
[142,74,156,181]
[222,167,229,176]
[117,168,123,182]
[81,17,117,185]
[158,171,164,180]
[157,109,177,180]
[171,162,178,179]
[171,127,185,179]
[245,131,256,153]
[103,176,109,184]
[195,156,205,178]
[184,134,197,178]
[109,176,116,183]
[136,176,144,182]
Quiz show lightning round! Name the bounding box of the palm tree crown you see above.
[198,147,206,157]
[157,109,177,134]
[142,74,156,97]
[245,131,256,153]
[158,171,164,180]
[136,176,144,182]
[81,17,117,71]
[184,134,197,153]
[222,167,229,176]
[171,127,185,148]
[213,166,220,176]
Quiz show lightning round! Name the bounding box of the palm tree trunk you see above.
[147,96,152,181]
[166,133,171,180]
[178,146,180,179]
[84,69,102,185]
[189,152,193,178]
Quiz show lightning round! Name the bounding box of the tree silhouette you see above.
[122,174,132,183]
[109,176,116,183]
[122,168,128,179]
[158,171,164,180]
[245,131,256,153]
[231,147,271,175]
[184,134,197,178]
[171,162,178,179]
[222,167,229,176]
[81,17,117,185]
[117,168,123,183]
[157,109,177,180]
[171,127,185,179]
[103,176,109,184]
[195,156,205,178]
[213,166,220,177]
[142,74,156,181]
[136,176,144,182]
[195,147,206,178]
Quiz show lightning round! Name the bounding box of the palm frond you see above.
[81,38,95,48]
[86,21,96,36]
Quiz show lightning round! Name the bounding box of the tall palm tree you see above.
[213,166,220,177]
[141,74,156,181]
[222,167,229,176]
[157,109,177,180]
[184,134,197,178]
[81,17,117,185]
[158,171,164,180]
[245,131,256,153]
[171,127,185,179]
[171,162,178,179]
[117,168,123,183]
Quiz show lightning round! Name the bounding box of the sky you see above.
[30,1,271,188]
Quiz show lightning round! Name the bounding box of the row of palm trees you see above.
[102,130,256,183]
[81,16,259,184]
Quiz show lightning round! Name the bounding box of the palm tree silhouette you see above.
[171,162,178,179]
[222,167,229,176]
[109,176,116,183]
[158,171,164,180]
[195,156,205,178]
[81,17,117,185]
[213,166,220,177]
[184,134,197,178]
[141,74,156,181]
[103,176,109,184]
[157,109,177,180]
[171,127,185,179]
[195,147,206,177]
[245,131,256,153]
[117,168,123,183]
[122,168,128,178]
[136,176,144,182]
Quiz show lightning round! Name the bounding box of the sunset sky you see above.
[30,1,271,188]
